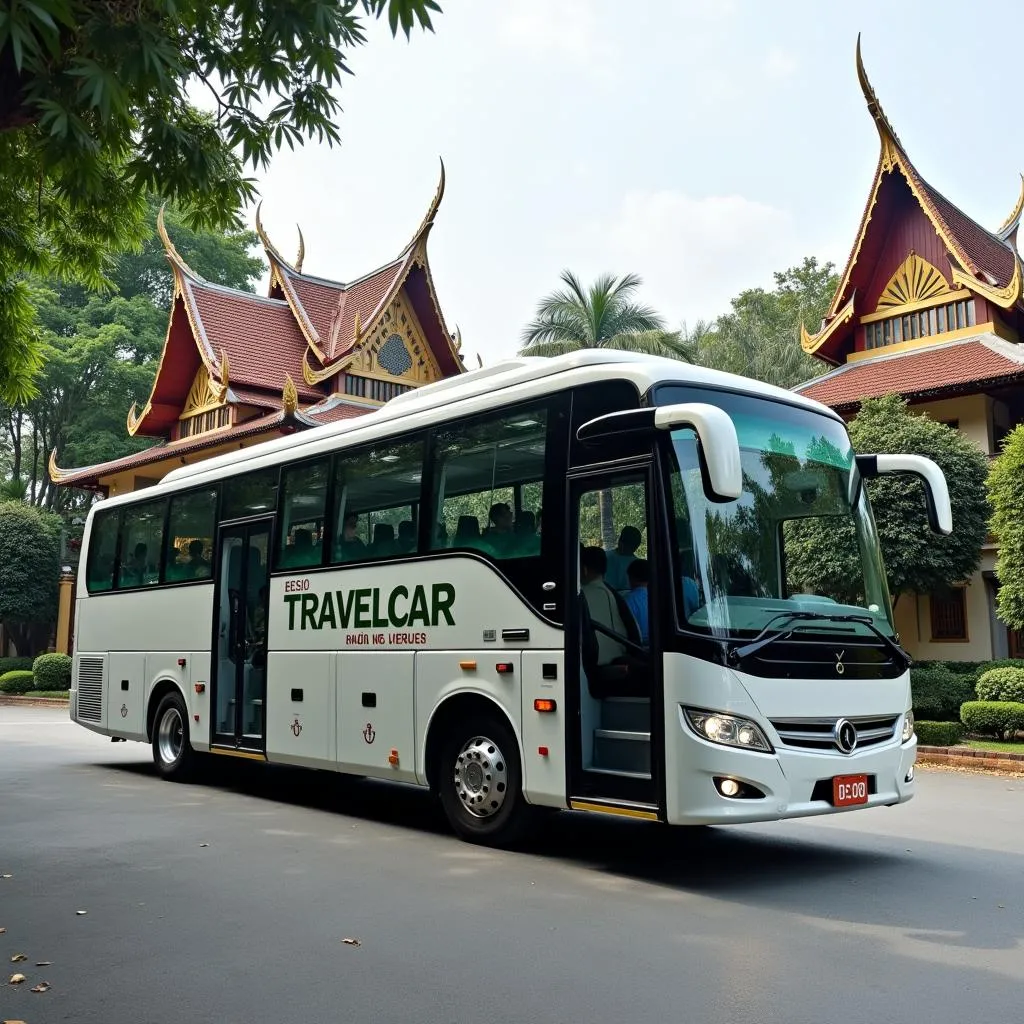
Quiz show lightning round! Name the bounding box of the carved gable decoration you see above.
[180,364,227,418]
[346,292,443,386]
[876,253,951,311]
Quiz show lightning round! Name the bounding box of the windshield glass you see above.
[659,386,893,640]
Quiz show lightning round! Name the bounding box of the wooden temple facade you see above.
[49,165,466,498]
[797,41,1024,661]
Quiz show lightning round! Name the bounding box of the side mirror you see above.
[856,453,953,535]
[576,402,742,502]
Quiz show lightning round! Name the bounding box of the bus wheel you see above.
[438,714,533,846]
[152,691,195,781]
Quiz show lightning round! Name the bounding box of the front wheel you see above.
[437,713,535,847]
[152,691,196,781]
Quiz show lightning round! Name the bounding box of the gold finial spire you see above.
[156,204,200,279]
[353,310,362,343]
[282,373,299,416]
[997,174,1024,242]
[855,35,903,167]
[404,158,446,254]
[295,225,306,273]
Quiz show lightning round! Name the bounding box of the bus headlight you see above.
[901,710,915,743]
[683,708,773,752]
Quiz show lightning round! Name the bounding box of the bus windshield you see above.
[659,386,893,640]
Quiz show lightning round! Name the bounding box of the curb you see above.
[0,696,70,707]
[917,745,1024,774]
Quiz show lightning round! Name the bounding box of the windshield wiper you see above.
[727,611,911,670]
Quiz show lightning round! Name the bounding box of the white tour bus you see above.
[70,351,951,845]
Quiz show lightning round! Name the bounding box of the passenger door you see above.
[211,519,272,753]
[565,466,663,816]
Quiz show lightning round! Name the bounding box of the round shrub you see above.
[914,721,965,746]
[976,667,1024,703]
[33,653,71,692]
[0,670,37,695]
[960,700,1024,740]
[911,665,975,721]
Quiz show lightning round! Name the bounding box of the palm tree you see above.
[520,271,689,360]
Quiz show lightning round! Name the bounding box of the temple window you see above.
[343,374,414,403]
[178,406,232,439]
[864,298,975,350]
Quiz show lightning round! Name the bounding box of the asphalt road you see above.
[1,705,1021,1024]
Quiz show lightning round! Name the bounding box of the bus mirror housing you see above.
[856,453,953,535]
[575,403,742,502]
[654,403,742,502]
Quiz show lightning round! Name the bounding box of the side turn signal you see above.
[534,698,557,713]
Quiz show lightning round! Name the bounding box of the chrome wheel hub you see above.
[157,706,184,765]
[453,735,508,819]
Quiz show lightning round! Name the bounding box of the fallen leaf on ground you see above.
[35,961,52,966]
[4,1019,29,1023]
[9,973,26,985]
[341,938,361,947]
[75,910,87,916]
[9,955,26,964]
[1,874,11,879]
[31,981,50,993]
[199,843,209,848]
[0,927,6,934]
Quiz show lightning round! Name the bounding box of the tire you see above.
[437,712,535,847]
[152,690,196,781]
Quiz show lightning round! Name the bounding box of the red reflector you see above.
[534,698,556,713]
[496,662,514,674]
[538,746,549,756]
[193,715,199,723]
[177,658,187,667]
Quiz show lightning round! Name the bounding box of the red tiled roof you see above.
[915,177,1018,289]
[54,409,293,488]
[302,397,374,424]
[184,281,321,402]
[797,336,1024,411]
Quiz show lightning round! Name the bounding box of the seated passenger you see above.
[453,515,480,548]
[335,513,366,562]
[483,502,516,556]
[623,558,650,646]
[283,528,317,567]
[187,538,211,579]
[397,520,416,553]
[370,523,395,557]
[605,526,642,593]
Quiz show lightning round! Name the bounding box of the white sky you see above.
[253,0,1024,367]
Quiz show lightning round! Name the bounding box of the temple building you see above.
[49,165,466,497]
[797,41,1024,661]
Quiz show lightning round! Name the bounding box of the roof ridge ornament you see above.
[855,35,903,170]
[295,225,306,273]
[156,204,201,280]
[403,158,445,255]
[282,373,299,416]
[996,173,1024,244]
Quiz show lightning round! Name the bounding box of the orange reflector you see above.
[459,660,478,671]
[194,683,205,694]
[538,746,549,756]
[534,698,557,713]
[496,662,514,674]
[388,749,400,766]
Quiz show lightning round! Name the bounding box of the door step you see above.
[569,797,660,821]
[586,766,652,780]
[593,727,651,775]
[600,697,651,732]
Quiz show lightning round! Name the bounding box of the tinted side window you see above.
[86,510,120,593]
[429,406,546,559]
[278,460,329,570]
[117,499,165,588]
[331,438,424,563]
[165,488,217,582]
[223,468,279,520]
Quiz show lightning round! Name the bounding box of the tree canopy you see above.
[989,424,1024,630]
[0,199,265,514]
[0,0,440,403]
[0,500,62,656]
[684,258,836,389]
[785,395,990,604]
[519,270,686,359]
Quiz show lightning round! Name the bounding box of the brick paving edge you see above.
[0,695,70,707]
[917,743,1024,763]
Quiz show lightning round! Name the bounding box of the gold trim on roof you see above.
[997,174,1024,242]
[402,158,445,255]
[282,374,299,416]
[48,448,66,484]
[876,253,951,309]
[860,287,971,324]
[951,256,1023,309]
[295,226,306,273]
[801,296,856,356]
[156,204,200,280]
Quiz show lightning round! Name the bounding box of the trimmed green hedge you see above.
[914,721,964,746]
[976,667,1024,703]
[910,665,975,721]
[960,701,1024,740]
[33,653,71,691]
[0,670,37,695]
[0,656,34,675]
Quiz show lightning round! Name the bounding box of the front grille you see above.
[770,715,899,753]
[76,657,104,722]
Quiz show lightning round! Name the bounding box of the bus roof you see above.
[105,351,836,507]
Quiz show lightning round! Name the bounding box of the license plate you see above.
[832,774,869,807]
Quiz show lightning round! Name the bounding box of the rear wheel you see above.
[437,712,535,846]
[152,691,196,781]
